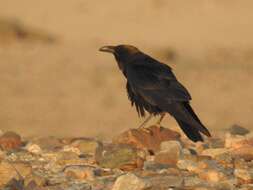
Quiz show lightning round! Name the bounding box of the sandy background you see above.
[0,0,252,139]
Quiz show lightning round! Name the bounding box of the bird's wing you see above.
[126,61,191,107]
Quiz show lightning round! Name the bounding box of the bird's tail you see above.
[167,102,211,142]
[175,119,204,142]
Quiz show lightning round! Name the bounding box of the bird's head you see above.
[99,45,140,63]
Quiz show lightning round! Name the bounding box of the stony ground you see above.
[0,125,253,190]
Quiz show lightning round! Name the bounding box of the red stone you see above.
[0,131,22,151]
[113,125,180,152]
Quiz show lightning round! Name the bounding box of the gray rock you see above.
[144,161,172,171]
[227,124,250,136]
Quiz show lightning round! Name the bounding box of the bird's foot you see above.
[138,126,153,135]
[153,123,164,131]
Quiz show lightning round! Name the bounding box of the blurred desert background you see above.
[0,0,252,140]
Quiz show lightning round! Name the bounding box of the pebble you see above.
[25,143,42,154]
[112,173,152,190]
[0,127,252,190]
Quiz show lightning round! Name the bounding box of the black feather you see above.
[100,45,211,142]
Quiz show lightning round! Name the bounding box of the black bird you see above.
[99,45,211,142]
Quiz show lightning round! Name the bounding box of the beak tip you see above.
[99,46,115,53]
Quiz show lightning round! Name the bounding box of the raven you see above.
[99,45,211,142]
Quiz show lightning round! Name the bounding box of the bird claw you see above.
[139,127,153,135]
[153,123,164,132]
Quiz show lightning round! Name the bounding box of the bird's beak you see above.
[99,46,116,54]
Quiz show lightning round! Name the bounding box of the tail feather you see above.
[165,102,211,142]
[175,118,203,142]
[183,102,211,137]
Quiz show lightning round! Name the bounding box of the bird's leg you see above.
[156,113,166,125]
[138,114,153,129]
[155,113,166,130]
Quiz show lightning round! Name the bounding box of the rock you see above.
[160,140,182,151]
[64,166,96,181]
[62,145,81,155]
[144,161,172,171]
[232,145,253,161]
[193,142,209,154]
[113,126,180,152]
[239,184,253,190]
[191,186,215,190]
[70,138,103,157]
[148,174,183,189]
[201,148,229,158]
[234,169,253,183]
[234,158,249,170]
[225,133,247,149]
[196,159,233,183]
[207,137,225,148]
[154,140,182,165]
[198,169,227,183]
[54,151,81,166]
[32,136,63,151]
[197,160,224,171]
[112,173,152,190]
[24,174,47,187]
[4,178,26,190]
[214,179,237,190]
[227,124,250,136]
[0,131,22,151]
[183,175,207,187]
[96,144,144,170]
[25,143,42,154]
[201,148,233,167]
[177,159,198,172]
[0,161,32,187]
[225,134,253,161]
